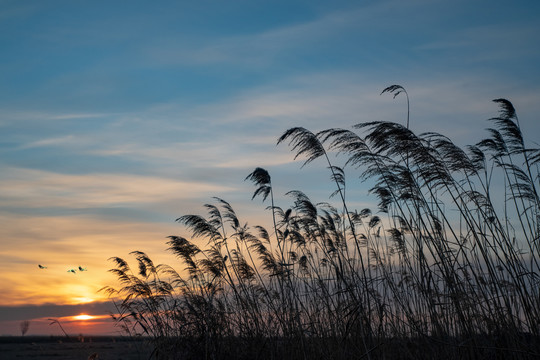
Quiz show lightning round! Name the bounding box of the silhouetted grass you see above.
[103,87,540,359]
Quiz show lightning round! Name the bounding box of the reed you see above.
[103,87,540,359]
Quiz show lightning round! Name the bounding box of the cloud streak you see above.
[0,167,236,209]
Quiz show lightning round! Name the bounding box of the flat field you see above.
[0,336,153,360]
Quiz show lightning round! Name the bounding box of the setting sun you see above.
[72,314,95,321]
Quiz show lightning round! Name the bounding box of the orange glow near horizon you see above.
[44,314,117,335]
[0,212,183,308]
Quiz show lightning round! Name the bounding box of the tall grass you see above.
[102,87,540,359]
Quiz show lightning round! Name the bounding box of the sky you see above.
[1,0,540,336]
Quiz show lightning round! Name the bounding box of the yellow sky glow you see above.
[0,211,186,307]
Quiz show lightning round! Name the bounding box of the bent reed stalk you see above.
[102,89,540,360]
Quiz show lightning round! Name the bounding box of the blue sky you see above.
[1,0,540,335]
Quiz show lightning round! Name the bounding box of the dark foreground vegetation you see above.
[103,86,540,359]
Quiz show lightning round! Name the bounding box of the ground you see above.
[0,336,153,360]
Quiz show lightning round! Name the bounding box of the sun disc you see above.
[73,314,95,321]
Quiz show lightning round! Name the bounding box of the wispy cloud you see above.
[0,301,114,322]
[142,1,412,68]
[17,135,80,150]
[0,1,41,21]
[416,23,540,62]
[0,110,113,127]
[0,167,236,210]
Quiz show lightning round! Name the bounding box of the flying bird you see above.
[78,266,87,272]
[38,264,47,269]
[67,269,77,274]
